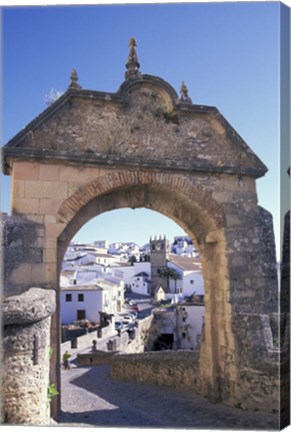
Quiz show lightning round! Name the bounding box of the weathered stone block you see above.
[39,198,63,215]
[3,288,56,425]
[12,197,39,214]
[24,180,68,199]
[12,179,25,198]
[39,163,61,181]
[13,161,39,180]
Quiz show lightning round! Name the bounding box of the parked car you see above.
[115,321,124,331]
[122,315,134,325]
[129,300,137,306]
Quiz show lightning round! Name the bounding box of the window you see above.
[182,317,186,322]
[190,280,194,284]
[182,332,186,339]
[77,310,86,320]
[66,294,72,302]
[78,293,84,302]
[152,245,155,251]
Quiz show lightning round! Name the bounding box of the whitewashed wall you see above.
[61,289,103,324]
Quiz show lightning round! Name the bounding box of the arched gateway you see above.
[2,39,280,423]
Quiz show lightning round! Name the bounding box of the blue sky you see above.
[1,2,289,256]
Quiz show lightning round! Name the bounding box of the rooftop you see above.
[168,254,202,272]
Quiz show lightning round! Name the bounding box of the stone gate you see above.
[1,39,282,424]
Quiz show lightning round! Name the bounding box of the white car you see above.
[129,300,137,306]
[122,315,134,325]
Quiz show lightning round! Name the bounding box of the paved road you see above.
[123,292,154,320]
[59,365,278,429]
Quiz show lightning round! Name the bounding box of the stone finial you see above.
[69,68,82,89]
[125,37,141,80]
[180,81,192,104]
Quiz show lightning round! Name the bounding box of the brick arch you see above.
[57,170,226,229]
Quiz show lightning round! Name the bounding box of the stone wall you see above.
[2,288,56,425]
[1,213,45,297]
[77,351,117,366]
[61,315,153,359]
[110,350,200,391]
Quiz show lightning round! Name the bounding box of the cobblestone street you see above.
[59,364,278,429]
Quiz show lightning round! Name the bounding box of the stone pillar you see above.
[2,288,56,425]
[228,206,280,411]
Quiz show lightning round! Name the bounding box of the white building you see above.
[60,278,124,325]
[152,303,204,351]
[62,254,92,270]
[167,254,204,297]
[109,262,135,287]
[61,267,103,287]
[172,236,198,257]
[130,262,151,295]
[176,304,204,350]
[131,272,150,295]
[61,285,103,324]
[90,252,120,266]
[108,242,141,261]
[93,240,109,250]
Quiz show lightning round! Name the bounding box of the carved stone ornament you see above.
[68,68,82,89]
[125,37,141,80]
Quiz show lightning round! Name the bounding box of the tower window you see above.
[78,293,84,302]
[66,294,72,302]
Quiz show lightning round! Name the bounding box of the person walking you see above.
[62,350,71,370]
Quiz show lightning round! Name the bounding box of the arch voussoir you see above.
[57,169,226,232]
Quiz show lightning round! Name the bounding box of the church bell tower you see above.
[150,235,170,294]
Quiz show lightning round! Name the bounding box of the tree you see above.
[44,88,63,106]
[159,267,181,292]
[128,255,137,266]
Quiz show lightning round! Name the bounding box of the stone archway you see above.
[2,39,279,422]
[55,170,232,404]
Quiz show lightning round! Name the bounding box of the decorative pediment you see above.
[2,40,267,178]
